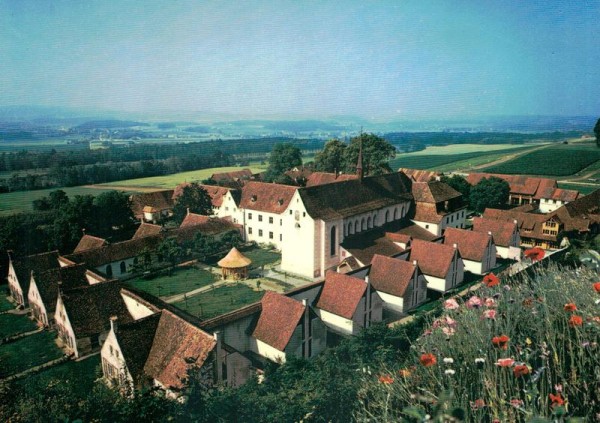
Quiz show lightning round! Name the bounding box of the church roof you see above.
[252,292,305,352]
[217,247,252,268]
[316,271,366,320]
[369,255,417,297]
[443,227,492,262]
[73,234,108,253]
[299,172,413,221]
[305,172,357,187]
[144,310,216,390]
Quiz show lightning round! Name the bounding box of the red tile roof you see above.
[369,255,417,297]
[466,173,557,198]
[443,227,492,262]
[73,234,108,253]
[132,223,163,239]
[412,181,461,203]
[472,217,517,248]
[305,172,358,187]
[144,309,216,390]
[180,214,241,234]
[173,183,236,208]
[239,181,297,214]
[211,169,253,183]
[316,271,366,319]
[129,190,174,218]
[341,231,404,266]
[548,188,579,202]
[34,264,92,312]
[409,239,457,279]
[10,251,60,296]
[252,291,305,352]
[384,232,411,244]
[399,168,441,183]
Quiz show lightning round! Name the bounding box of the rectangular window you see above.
[269,232,273,239]
[303,212,306,217]
[269,217,273,224]
[289,210,292,215]
[280,234,282,241]
[259,215,263,222]
[259,229,263,237]
[280,219,282,226]
[248,227,253,234]
[248,213,252,220]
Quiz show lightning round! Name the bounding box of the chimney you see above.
[187,207,190,216]
[413,260,418,267]
[453,243,458,249]
[488,231,493,237]
[82,228,86,235]
[356,137,364,181]
[140,217,144,224]
[513,219,518,225]
[110,315,118,333]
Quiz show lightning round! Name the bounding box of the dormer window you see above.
[251,195,257,202]
[277,199,283,206]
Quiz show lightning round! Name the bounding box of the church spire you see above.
[356,131,364,181]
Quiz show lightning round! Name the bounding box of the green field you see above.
[0,294,14,312]
[0,186,141,216]
[482,144,600,176]
[172,284,264,319]
[557,183,599,195]
[0,313,38,338]
[389,145,533,171]
[243,248,281,269]
[125,266,217,298]
[0,331,63,378]
[93,165,265,190]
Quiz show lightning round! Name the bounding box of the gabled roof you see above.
[305,172,357,187]
[61,280,133,338]
[384,232,412,244]
[443,227,492,262]
[130,190,174,217]
[560,189,600,220]
[239,181,297,214]
[472,217,517,248]
[341,230,404,266]
[539,187,580,202]
[144,310,216,390]
[180,214,240,234]
[409,239,457,279]
[412,181,461,204]
[392,222,439,242]
[399,168,440,183]
[10,250,60,295]
[466,173,557,198]
[299,172,413,221]
[65,235,164,268]
[132,223,163,239]
[114,312,161,384]
[252,291,305,352]
[483,208,558,241]
[33,264,91,311]
[173,183,237,208]
[218,247,252,268]
[211,169,253,184]
[369,255,418,297]
[73,234,108,253]
[316,271,366,319]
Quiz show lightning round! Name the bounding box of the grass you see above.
[357,265,600,420]
[242,248,281,269]
[0,186,141,216]
[483,144,600,176]
[557,182,600,195]
[398,143,536,156]
[124,265,217,298]
[0,330,63,378]
[172,284,264,319]
[92,165,265,190]
[0,294,15,312]
[16,354,101,394]
[0,313,38,338]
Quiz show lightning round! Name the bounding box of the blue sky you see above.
[1,0,598,119]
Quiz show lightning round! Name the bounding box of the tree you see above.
[314,139,347,173]
[469,176,510,213]
[440,174,471,205]
[264,143,302,182]
[48,195,95,252]
[343,133,395,176]
[92,190,134,235]
[594,117,600,148]
[157,238,183,274]
[172,182,213,224]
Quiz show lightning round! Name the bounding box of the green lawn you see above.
[125,265,217,298]
[93,165,265,190]
[243,248,281,268]
[172,284,264,319]
[0,313,38,338]
[0,186,141,216]
[0,294,15,312]
[17,354,101,394]
[557,183,600,195]
[0,330,63,378]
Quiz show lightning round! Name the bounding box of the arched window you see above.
[400,206,404,217]
[361,218,366,230]
[330,226,336,256]
[367,216,372,228]
[348,222,353,235]
[385,210,390,223]
[105,264,113,278]
[120,261,127,274]
[394,208,398,220]
[354,221,359,233]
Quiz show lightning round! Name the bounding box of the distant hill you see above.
[75,120,150,130]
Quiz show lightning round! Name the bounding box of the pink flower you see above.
[510,398,524,408]
[482,309,496,320]
[484,297,497,308]
[495,358,515,367]
[444,298,460,310]
[443,315,457,327]
[442,326,456,336]
[466,296,483,309]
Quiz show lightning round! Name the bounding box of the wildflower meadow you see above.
[358,265,600,422]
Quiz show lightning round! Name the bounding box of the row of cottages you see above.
[442,227,497,275]
[410,180,467,236]
[6,251,60,308]
[482,189,599,250]
[465,172,580,212]
[472,217,521,260]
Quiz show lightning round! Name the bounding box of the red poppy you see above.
[420,353,437,367]
[492,335,510,350]
[569,315,583,327]
[564,303,577,312]
[483,273,499,287]
[549,393,564,408]
[513,365,530,378]
[378,374,394,384]
[593,282,600,293]
[524,247,545,262]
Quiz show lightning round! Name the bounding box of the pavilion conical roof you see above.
[217,247,252,268]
